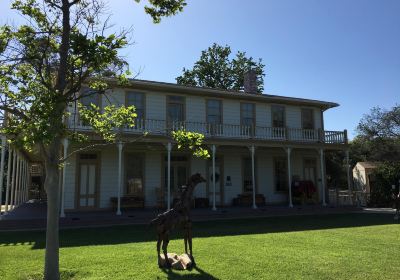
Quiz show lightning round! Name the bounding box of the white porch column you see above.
[211,145,217,211]
[10,152,18,209]
[25,161,29,202]
[0,136,6,215]
[287,147,293,208]
[24,161,28,202]
[166,142,172,210]
[21,160,26,203]
[345,149,351,192]
[5,148,13,213]
[20,160,25,205]
[15,155,21,207]
[116,141,124,215]
[250,145,257,209]
[60,138,69,218]
[320,148,327,206]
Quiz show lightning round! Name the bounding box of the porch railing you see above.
[68,116,347,144]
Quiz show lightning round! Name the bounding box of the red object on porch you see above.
[292,180,316,198]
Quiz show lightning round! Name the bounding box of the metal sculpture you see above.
[150,173,206,268]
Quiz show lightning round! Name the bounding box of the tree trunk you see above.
[43,140,62,280]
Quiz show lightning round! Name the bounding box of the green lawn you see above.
[0,213,399,280]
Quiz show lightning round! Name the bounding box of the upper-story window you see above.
[126,91,145,120]
[241,103,255,127]
[206,99,222,124]
[301,108,314,129]
[272,105,285,128]
[167,96,185,124]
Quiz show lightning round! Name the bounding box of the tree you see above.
[176,43,265,93]
[0,1,192,279]
[357,105,400,139]
[352,105,400,163]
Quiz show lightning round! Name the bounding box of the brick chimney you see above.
[244,69,258,94]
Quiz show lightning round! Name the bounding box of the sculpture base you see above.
[159,253,193,270]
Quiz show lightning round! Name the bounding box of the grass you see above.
[0,213,399,280]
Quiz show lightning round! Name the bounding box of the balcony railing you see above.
[68,117,347,144]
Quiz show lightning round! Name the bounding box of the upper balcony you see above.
[68,116,347,145]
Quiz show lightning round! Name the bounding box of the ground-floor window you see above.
[125,153,144,195]
[243,158,253,192]
[274,157,288,192]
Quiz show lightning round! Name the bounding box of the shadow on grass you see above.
[0,213,397,250]
[20,269,88,280]
[161,266,219,280]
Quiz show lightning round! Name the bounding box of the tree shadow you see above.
[161,266,219,280]
[0,213,397,250]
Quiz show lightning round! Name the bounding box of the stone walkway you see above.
[0,200,395,232]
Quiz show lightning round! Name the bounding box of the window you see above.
[243,158,254,192]
[301,108,314,129]
[274,158,288,192]
[126,92,145,120]
[207,99,222,134]
[272,105,285,128]
[241,103,255,127]
[79,88,100,126]
[167,96,185,126]
[125,154,144,195]
[207,99,222,124]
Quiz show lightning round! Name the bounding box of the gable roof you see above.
[113,79,340,111]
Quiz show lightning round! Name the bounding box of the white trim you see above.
[287,147,293,208]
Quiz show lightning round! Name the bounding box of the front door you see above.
[77,154,99,209]
[164,156,189,201]
[304,158,317,185]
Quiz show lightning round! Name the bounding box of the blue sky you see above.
[1,0,399,138]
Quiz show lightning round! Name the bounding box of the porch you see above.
[0,200,364,231]
[69,117,348,144]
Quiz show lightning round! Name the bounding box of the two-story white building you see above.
[56,76,349,214]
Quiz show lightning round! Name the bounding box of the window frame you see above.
[242,157,256,194]
[126,91,146,120]
[206,99,223,125]
[240,102,256,137]
[301,108,315,130]
[124,152,145,196]
[271,105,286,128]
[166,95,186,124]
[273,157,288,193]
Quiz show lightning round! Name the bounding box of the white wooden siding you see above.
[314,109,322,129]
[103,88,125,107]
[256,103,270,127]
[146,92,166,120]
[286,106,302,128]
[99,147,118,208]
[223,99,241,125]
[186,96,206,123]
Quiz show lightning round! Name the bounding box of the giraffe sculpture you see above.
[150,173,206,268]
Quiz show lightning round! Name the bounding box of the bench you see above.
[110,195,145,209]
